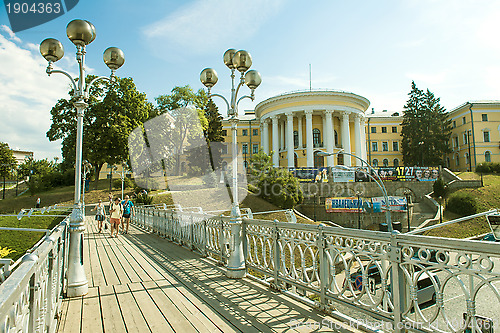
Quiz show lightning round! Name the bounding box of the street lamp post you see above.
[438,196,443,224]
[114,163,129,200]
[200,49,262,278]
[318,150,394,232]
[404,190,411,232]
[40,19,124,297]
[82,160,91,214]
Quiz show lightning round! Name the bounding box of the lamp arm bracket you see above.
[237,95,253,107]
[210,93,231,114]
[46,66,78,95]
[233,75,246,105]
[85,76,111,100]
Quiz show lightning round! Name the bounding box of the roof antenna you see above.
[309,64,312,91]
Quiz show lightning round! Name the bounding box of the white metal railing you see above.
[133,206,500,333]
[0,216,69,333]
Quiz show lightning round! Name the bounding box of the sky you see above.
[2,0,500,160]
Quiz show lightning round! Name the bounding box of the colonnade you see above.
[259,110,367,168]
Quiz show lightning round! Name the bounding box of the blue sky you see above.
[2,0,500,160]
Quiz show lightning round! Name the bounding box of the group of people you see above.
[92,193,135,238]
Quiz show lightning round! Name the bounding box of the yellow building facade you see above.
[220,91,500,172]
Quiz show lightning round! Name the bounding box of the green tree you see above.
[0,142,16,199]
[155,85,208,175]
[401,81,452,166]
[187,98,225,174]
[46,76,154,184]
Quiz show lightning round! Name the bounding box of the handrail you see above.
[131,205,500,333]
[0,215,70,332]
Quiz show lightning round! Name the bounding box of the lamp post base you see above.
[225,204,246,279]
[66,206,88,297]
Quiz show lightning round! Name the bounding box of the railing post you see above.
[190,214,195,250]
[388,232,406,332]
[318,224,327,312]
[203,218,208,257]
[218,217,225,266]
[270,221,280,291]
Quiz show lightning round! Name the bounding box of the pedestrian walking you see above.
[121,195,134,234]
[109,197,123,238]
[35,197,41,208]
[92,199,107,233]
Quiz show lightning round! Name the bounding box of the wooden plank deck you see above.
[57,217,363,333]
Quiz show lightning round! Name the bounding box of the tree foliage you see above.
[46,76,154,181]
[247,150,303,209]
[401,81,452,166]
[0,142,16,178]
[155,85,208,175]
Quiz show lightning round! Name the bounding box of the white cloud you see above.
[142,0,284,58]
[405,71,447,86]
[0,25,21,43]
[0,31,73,159]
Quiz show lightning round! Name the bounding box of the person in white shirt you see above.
[109,197,123,238]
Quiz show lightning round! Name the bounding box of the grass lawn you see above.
[0,212,68,261]
[424,173,500,238]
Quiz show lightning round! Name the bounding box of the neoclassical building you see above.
[219,90,500,172]
[253,90,369,168]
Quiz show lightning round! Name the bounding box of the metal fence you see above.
[133,206,500,333]
[0,217,69,333]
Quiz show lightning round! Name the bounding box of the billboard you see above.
[332,170,355,182]
[325,197,365,213]
[291,167,329,183]
[371,196,407,212]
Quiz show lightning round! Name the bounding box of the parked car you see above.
[349,264,382,290]
[482,233,500,242]
[388,271,440,306]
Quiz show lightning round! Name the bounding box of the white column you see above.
[297,115,303,148]
[325,110,334,167]
[286,112,294,168]
[341,111,351,166]
[260,122,264,153]
[280,121,285,150]
[263,119,270,155]
[305,110,313,167]
[360,117,367,162]
[322,114,327,149]
[354,114,362,166]
[272,116,279,167]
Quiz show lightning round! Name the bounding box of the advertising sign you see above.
[486,214,500,240]
[332,170,355,182]
[376,167,398,181]
[371,196,407,212]
[291,167,329,183]
[325,197,364,213]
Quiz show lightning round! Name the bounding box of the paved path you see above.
[57,217,363,333]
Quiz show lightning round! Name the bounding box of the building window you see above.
[382,142,388,151]
[455,154,459,166]
[393,158,399,167]
[462,117,466,125]
[252,144,259,154]
[372,142,378,152]
[465,152,470,166]
[242,143,248,155]
[482,114,488,121]
[293,130,299,147]
[392,126,397,133]
[253,129,258,136]
[452,120,456,128]
[371,127,376,134]
[392,141,399,151]
[222,130,227,136]
[485,151,492,162]
[372,159,378,167]
[313,128,321,147]
[484,131,490,142]
[454,136,459,148]
[221,144,228,155]
[463,133,468,145]
[334,130,338,146]
[242,129,248,136]
[382,127,387,133]
[383,159,389,167]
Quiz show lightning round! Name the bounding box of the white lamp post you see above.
[114,163,129,200]
[200,49,262,278]
[40,19,125,297]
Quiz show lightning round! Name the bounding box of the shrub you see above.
[256,167,303,209]
[134,192,153,205]
[445,192,478,216]
[476,162,500,174]
[113,177,134,189]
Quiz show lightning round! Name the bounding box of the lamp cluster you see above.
[39,19,124,74]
